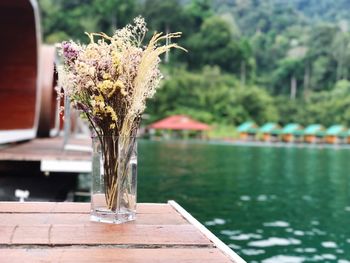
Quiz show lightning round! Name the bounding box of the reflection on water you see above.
[138,140,350,262]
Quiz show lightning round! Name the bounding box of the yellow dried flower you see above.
[97,80,113,92]
[103,73,111,80]
[115,80,124,88]
[91,95,105,115]
[105,106,118,121]
[85,45,99,59]
[97,79,125,98]
[120,88,128,96]
[75,61,95,77]
[112,51,122,73]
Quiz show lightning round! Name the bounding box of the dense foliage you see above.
[38,0,350,127]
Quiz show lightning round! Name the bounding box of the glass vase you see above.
[90,136,137,224]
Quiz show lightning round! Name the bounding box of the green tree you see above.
[147,66,277,125]
[186,16,253,78]
[332,31,350,81]
[38,0,137,42]
[272,58,304,98]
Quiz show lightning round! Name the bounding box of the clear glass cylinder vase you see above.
[90,136,137,224]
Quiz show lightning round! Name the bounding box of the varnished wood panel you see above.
[37,45,58,137]
[0,0,39,131]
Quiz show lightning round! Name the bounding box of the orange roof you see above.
[148,115,210,131]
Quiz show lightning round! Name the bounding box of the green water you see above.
[138,140,350,262]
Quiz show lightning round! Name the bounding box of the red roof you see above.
[148,115,210,131]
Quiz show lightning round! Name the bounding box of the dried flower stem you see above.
[58,17,185,210]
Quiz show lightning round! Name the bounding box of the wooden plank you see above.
[0,202,85,213]
[0,202,241,262]
[0,248,232,263]
[0,225,14,243]
[0,224,211,245]
[0,212,188,225]
[0,202,175,214]
[12,225,50,244]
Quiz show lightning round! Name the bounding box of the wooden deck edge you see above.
[168,200,246,263]
[40,159,91,173]
[0,129,36,144]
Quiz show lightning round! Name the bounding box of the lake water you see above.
[137,140,350,262]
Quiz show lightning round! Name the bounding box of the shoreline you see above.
[144,138,350,150]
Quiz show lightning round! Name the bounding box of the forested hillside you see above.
[38,0,350,127]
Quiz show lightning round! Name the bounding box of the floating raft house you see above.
[282,123,304,143]
[148,115,210,131]
[259,123,281,142]
[148,115,210,138]
[341,129,350,144]
[237,122,258,140]
[325,125,347,144]
[304,124,325,143]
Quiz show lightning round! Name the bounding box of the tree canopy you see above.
[38,0,350,128]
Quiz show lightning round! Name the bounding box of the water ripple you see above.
[248,237,301,247]
[241,248,265,256]
[321,241,337,248]
[261,255,304,263]
[240,195,251,201]
[229,233,262,241]
[220,230,241,236]
[204,218,226,226]
[293,230,304,236]
[264,221,290,227]
[295,247,317,253]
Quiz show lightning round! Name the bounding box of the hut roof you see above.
[259,123,280,133]
[237,122,257,133]
[326,125,347,135]
[148,115,210,131]
[282,123,303,134]
[304,124,324,135]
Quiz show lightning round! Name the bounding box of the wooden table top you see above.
[0,202,244,263]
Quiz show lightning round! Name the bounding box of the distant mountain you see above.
[289,0,350,22]
[209,0,349,35]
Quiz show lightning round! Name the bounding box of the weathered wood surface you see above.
[0,137,91,161]
[0,202,237,263]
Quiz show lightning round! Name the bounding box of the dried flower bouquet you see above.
[58,17,184,211]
